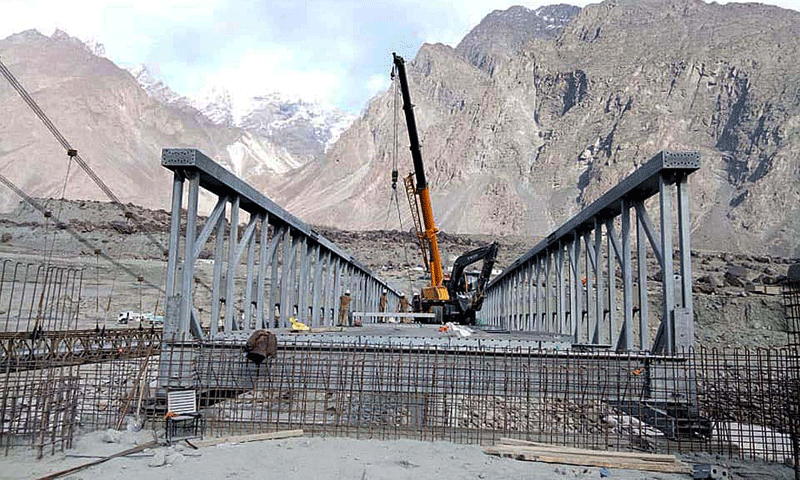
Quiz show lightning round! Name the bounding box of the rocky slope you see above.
[0,29,352,212]
[0,198,793,350]
[2,1,799,258]
[281,0,800,257]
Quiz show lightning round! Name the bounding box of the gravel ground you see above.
[2,429,796,480]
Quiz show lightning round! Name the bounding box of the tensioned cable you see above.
[0,58,167,255]
[44,154,73,266]
[0,57,222,301]
[0,172,163,292]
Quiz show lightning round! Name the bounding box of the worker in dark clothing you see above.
[338,290,352,326]
[397,292,409,313]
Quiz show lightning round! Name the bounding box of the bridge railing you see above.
[482,151,700,354]
[161,148,400,340]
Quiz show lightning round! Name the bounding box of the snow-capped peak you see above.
[124,63,188,106]
[127,65,355,153]
[237,92,356,152]
[193,86,235,126]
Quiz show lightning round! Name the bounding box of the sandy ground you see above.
[0,429,699,480]
[3,429,798,480]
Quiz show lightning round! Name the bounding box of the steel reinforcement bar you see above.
[483,151,700,354]
[0,328,161,372]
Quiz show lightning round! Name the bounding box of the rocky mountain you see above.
[456,4,580,76]
[130,68,355,163]
[0,29,348,212]
[2,1,799,258]
[281,0,800,257]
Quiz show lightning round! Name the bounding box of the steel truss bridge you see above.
[160,149,699,357]
[483,151,700,354]
[161,149,401,342]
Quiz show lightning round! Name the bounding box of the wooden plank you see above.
[484,447,691,474]
[37,441,158,480]
[351,312,436,319]
[194,429,304,448]
[496,439,677,462]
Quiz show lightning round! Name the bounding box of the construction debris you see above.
[193,429,304,448]
[35,440,158,480]
[483,438,692,474]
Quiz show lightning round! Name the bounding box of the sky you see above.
[1,0,799,115]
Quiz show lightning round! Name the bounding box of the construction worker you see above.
[379,289,388,316]
[397,292,409,313]
[397,292,411,323]
[338,290,352,326]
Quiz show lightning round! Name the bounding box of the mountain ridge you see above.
[1,1,798,257]
[279,0,800,257]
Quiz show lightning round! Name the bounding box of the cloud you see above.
[366,73,390,98]
[2,0,800,114]
[207,48,347,110]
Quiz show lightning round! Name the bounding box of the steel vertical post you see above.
[621,198,633,351]
[677,174,694,350]
[636,204,649,350]
[593,218,602,344]
[210,205,226,337]
[180,172,199,334]
[332,258,341,325]
[606,221,616,346]
[557,244,566,335]
[311,245,322,326]
[535,256,542,331]
[545,251,552,332]
[298,237,310,323]
[267,226,284,328]
[224,196,240,331]
[255,214,269,329]
[660,175,675,354]
[571,236,581,343]
[165,172,184,300]
[280,228,293,327]
[583,231,594,344]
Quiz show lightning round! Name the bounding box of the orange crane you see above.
[392,53,498,324]
[392,53,449,305]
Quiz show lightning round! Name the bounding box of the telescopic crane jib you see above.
[392,52,450,303]
[392,53,499,325]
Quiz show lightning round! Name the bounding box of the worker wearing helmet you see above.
[397,292,409,313]
[338,289,352,326]
[378,289,388,316]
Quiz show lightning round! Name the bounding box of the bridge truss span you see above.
[483,151,701,354]
[161,148,400,341]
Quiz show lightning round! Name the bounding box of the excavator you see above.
[392,53,498,325]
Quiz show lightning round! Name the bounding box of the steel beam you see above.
[161,149,399,341]
[484,151,699,353]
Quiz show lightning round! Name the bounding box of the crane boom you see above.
[392,53,449,301]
